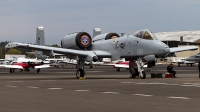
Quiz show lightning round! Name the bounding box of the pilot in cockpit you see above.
[111,36,118,39]
[133,29,158,40]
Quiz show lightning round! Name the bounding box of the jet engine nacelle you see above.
[143,54,155,62]
[61,32,92,50]
[92,32,119,42]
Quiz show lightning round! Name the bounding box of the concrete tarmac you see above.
[0,64,200,112]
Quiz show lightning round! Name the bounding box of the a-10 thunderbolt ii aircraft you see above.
[185,53,200,62]
[5,29,197,79]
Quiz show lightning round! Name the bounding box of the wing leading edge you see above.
[5,42,112,61]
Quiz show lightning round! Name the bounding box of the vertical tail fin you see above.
[93,28,101,38]
[36,26,45,45]
[35,26,46,60]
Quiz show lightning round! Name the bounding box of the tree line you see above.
[0,41,60,59]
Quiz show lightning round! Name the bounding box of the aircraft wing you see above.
[35,65,50,69]
[26,51,63,56]
[0,65,6,68]
[169,46,197,53]
[4,65,23,69]
[5,42,112,61]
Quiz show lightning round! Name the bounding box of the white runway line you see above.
[74,90,91,92]
[101,92,120,94]
[135,82,149,85]
[6,81,24,83]
[181,84,195,86]
[164,83,181,86]
[168,96,191,100]
[147,82,167,85]
[26,86,39,89]
[6,85,18,87]
[40,80,56,82]
[48,88,63,90]
[100,79,116,81]
[133,94,153,97]
[121,82,135,84]
[183,83,196,84]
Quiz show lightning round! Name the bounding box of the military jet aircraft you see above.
[5,29,197,79]
[185,53,200,62]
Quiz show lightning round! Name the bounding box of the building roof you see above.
[155,30,200,42]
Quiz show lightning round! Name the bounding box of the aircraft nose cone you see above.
[165,47,170,54]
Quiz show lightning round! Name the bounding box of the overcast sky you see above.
[1,0,200,45]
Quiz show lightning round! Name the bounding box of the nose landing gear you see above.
[129,58,146,79]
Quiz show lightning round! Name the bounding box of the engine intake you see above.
[61,32,92,50]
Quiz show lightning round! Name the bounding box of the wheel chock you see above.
[135,76,140,79]
[79,77,86,80]
[129,76,141,79]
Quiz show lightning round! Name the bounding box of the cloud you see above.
[0,0,200,45]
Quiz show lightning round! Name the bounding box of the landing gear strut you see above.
[129,59,137,78]
[135,57,146,79]
[129,58,146,79]
[10,69,14,73]
[37,68,40,73]
[75,60,86,79]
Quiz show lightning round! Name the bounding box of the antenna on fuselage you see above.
[120,33,125,37]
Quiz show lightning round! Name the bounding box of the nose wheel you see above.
[140,71,146,79]
[129,58,146,79]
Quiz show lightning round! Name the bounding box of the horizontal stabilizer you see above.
[169,46,197,53]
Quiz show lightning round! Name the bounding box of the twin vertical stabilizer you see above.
[35,26,46,60]
[36,26,45,45]
[93,28,101,38]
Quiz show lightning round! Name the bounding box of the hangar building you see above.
[155,30,200,57]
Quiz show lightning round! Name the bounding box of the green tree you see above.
[6,48,21,54]
[0,47,4,58]
[27,53,35,58]
[51,44,60,47]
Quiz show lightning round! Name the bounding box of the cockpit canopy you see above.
[133,29,158,40]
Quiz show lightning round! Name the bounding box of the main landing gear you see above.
[37,68,40,73]
[9,68,14,73]
[75,60,86,79]
[129,57,146,79]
